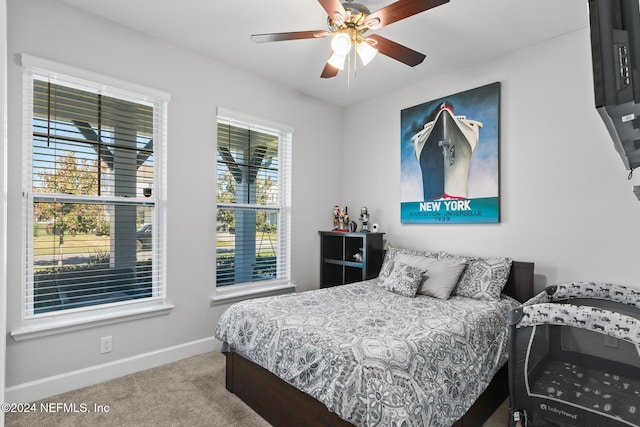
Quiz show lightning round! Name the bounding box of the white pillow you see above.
[395,254,467,299]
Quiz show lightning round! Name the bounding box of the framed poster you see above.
[400,82,501,224]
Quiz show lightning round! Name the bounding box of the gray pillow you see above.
[395,254,468,299]
[382,260,424,298]
[377,244,439,281]
[454,257,512,300]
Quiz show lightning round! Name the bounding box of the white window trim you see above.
[16,54,171,337]
[216,108,294,135]
[213,108,294,301]
[211,281,295,306]
[21,54,171,103]
[10,302,175,341]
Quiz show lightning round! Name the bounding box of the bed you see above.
[508,282,640,427]
[215,247,534,427]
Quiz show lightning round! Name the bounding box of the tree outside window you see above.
[26,73,163,316]
[216,115,290,287]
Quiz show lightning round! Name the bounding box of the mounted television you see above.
[588,0,640,171]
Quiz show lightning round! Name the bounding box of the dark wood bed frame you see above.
[223,260,535,427]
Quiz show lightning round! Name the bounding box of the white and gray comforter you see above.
[215,280,519,427]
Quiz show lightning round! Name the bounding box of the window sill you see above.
[211,282,296,306]
[10,303,175,341]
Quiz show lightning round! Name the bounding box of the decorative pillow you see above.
[394,254,468,299]
[377,244,439,281]
[454,257,513,300]
[377,245,399,281]
[382,260,424,298]
[436,250,469,262]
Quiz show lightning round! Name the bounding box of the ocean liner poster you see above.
[400,82,501,224]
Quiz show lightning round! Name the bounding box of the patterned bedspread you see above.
[215,280,519,427]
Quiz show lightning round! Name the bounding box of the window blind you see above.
[216,112,292,287]
[22,56,168,319]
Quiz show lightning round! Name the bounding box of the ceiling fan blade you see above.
[251,30,330,43]
[317,0,348,25]
[365,0,450,30]
[321,63,340,79]
[367,34,426,67]
[321,51,340,78]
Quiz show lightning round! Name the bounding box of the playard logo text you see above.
[539,403,578,420]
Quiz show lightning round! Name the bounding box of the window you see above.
[216,109,292,289]
[21,55,169,322]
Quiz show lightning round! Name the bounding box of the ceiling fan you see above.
[250,0,450,78]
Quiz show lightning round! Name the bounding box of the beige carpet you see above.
[5,352,510,426]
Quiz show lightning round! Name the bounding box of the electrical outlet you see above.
[100,336,112,354]
[604,335,619,349]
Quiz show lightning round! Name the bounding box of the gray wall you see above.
[5,0,342,400]
[1,0,8,422]
[341,28,640,291]
[5,0,640,404]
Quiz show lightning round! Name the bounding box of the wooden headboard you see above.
[502,261,535,303]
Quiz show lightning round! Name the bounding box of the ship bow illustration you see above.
[412,103,482,200]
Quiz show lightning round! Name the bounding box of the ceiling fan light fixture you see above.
[327,51,347,70]
[330,32,352,55]
[356,40,378,65]
[249,0,449,79]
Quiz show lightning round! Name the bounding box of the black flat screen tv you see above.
[588,0,640,170]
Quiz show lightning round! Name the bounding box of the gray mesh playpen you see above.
[508,282,640,426]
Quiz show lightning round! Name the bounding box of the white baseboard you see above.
[5,337,221,404]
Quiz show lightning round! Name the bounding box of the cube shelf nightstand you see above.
[318,231,385,288]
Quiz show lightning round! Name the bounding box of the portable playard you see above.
[508,282,640,426]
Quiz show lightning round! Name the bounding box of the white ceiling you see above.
[58,0,589,107]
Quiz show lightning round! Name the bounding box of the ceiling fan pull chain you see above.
[347,48,352,89]
[353,44,358,78]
